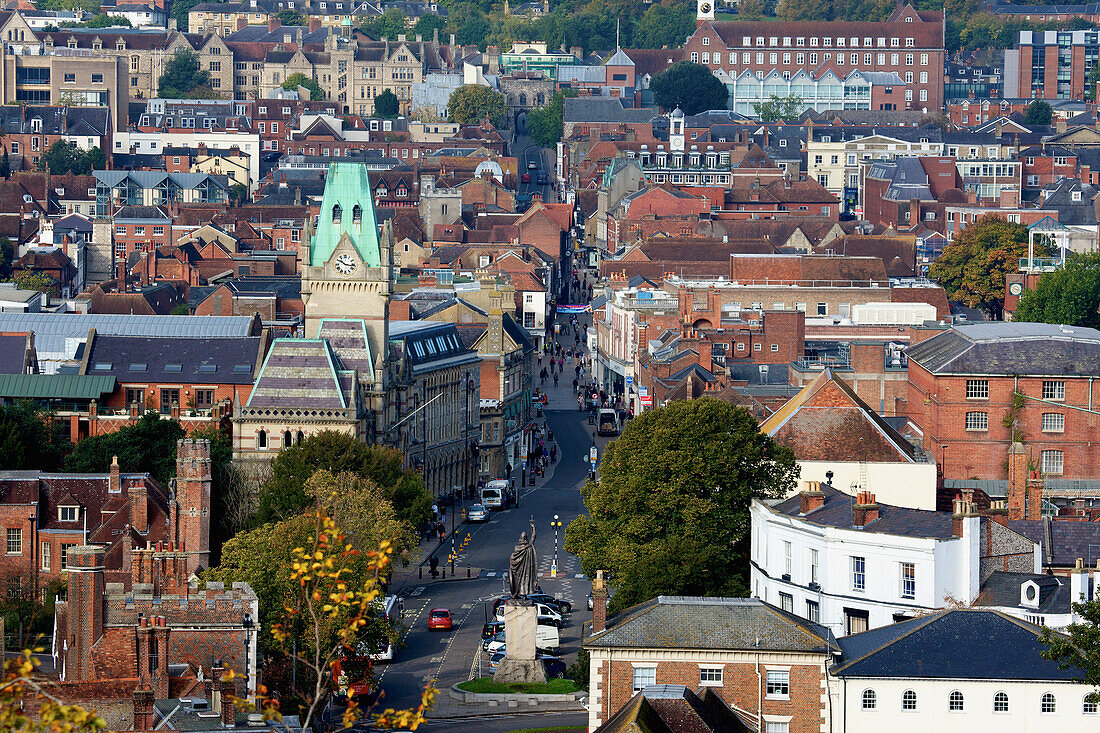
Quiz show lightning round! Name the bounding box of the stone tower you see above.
[301,162,394,384]
[175,438,212,573]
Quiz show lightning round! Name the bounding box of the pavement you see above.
[367,260,602,726]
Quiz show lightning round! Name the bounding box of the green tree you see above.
[0,238,13,279]
[1041,599,1100,704]
[0,151,10,178]
[634,1,696,49]
[928,214,1046,320]
[445,6,491,47]
[1025,99,1053,126]
[447,84,507,127]
[753,93,803,121]
[37,141,104,175]
[374,89,399,118]
[63,412,186,486]
[257,431,432,527]
[229,182,249,203]
[1087,64,1100,102]
[1014,252,1100,329]
[738,0,772,19]
[0,401,68,471]
[169,0,201,31]
[563,398,798,612]
[776,0,829,21]
[276,9,306,24]
[527,89,577,147]
[157,48,211,98]
[650,61,728,115]
[412,13,447,41]
[360,8,408,40]
[84,13,131,27]
[281,72,325,100]
[10,271,57,296]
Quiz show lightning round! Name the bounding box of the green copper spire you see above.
[310,162,381,267]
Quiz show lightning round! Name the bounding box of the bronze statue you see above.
[508,519,538,598]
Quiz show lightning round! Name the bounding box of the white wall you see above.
[113,131,262,190]
[793,461,938,510]
[836,677,1100,733]
[751,501,979,637]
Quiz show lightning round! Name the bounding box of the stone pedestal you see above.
[492,602,546,684]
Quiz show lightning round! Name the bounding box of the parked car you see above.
[488,651,506,671]
[481,479,509,510]
[521,172,531,183]
[525,593,572,613]
[481,624,560,654]
[540,655,568,679]
[427,608,453,631]
[536,172,549,185]
[494,600,564,628]
[482,619,506,639]
[467,503,489,522]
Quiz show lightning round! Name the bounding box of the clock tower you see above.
[301,162,394,385]
[697,0,714,21]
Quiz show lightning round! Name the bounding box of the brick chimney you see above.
[152,616,170,699]
[1007,442,1042,520]
[852,491,879,527]
[130,477,148,534]
[175,439,212,573]
[308,16,321,33]
[800,480,824,514]
[110,454,120,494]
[268,16,280,32]
[591,570,608,633]
[66,546,105,681]
[132,687,154,731]
[952,491,976,537]
[696,336,712,372]
[220,673,236,726]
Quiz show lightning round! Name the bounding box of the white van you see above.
[494,601,563,628]
[481,479,508,510]
[485,624,560,654]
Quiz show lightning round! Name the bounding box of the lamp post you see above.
[550,514,562,577]
[242,612,254,699]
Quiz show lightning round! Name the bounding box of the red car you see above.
[428,608,453,631]
[521,173,531,183]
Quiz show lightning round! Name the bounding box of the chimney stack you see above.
[130,477,148,534]
[852,491,879,527]
[1071,557,1094,603]
[800,480,824,514]
[1007,441,1035,520]
[952,492,977,537]
[132,687,154,731]
[109,454,120,494]
[591,570,608,633]
[220,672,236,726]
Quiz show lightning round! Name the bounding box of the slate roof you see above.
[1008,518,1100,567]
[83,335,263,385]
[564,98,655,124]
[770,483,955,538]
[246,338,350,410]
[833,609,1080,681]
[977,571,1072,615]
[585,596,838,654]
[761,368,921,462]
[318,318,374,377]
[596,686,753,733]
[905,322,1100,376]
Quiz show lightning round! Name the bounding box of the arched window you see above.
[296,430,305,444]
[1041,693,1056,714]
[948,690,964,711]
[353,204,362,223]
[537,93,545,105]
[332,203,342,222]
[861,689,876,710]
[1084,695,1099,715]
[902,690,917,711]
[993,691,1008,713]
[519,93,527,105]
[283,430,292,447]
[257,430,268,449]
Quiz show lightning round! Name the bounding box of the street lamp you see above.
[550,514,562,577]
[242,612,254,699]
[450,490,457,573]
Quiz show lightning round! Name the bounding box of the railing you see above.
[794,355,850,370]
[1019,257,1061,272]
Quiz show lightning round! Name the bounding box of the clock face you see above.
[1009,282,1023,296]
[334,253,358,275]
[700,1,711,11]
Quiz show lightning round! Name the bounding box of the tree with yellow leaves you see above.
[0,648,106,732]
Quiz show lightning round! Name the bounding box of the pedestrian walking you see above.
[572,377,579,392]
[429,555,439,578]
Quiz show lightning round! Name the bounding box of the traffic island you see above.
[449,679,587,711]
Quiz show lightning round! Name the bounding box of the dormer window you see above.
[332,203,341,222]
[1021,580,1041,609]
[376,184,388,197]
[59,506,78,522]
[395,184,408,197]
[352,204,362,222]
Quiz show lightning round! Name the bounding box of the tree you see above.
[63,412,186,487]
[634,1,696,49]
[281,72,325,100]
[10,271,56,296]
[37,141,104,175]
[447,84,507,127]
[0,238,13,279]
[1025,99,1053,126]
[1,650,107,732]
[157,48,211,98]
[169,0,201,31]
[276,9,306,24]
[412,13,446,41]
[1088,64,1100,102]
[257,431,432,527]
[374,89,399,118]
[445,6,490,47]
[229,182,249,203]
[776,0,829,21]
[0,151,10,178]
[1041,599,1100,704]
[928,214,1047,319]
[738,0,772,19]
[649,61,728,115]
[84,13,131,27]
[753,93,803,121]
[563,398,798,612]
[1014,252,1100,329]
[360,8,408,41]
[527,89,577,147]
[0,401,68,471]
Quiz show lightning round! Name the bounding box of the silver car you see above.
[467,503,489,522]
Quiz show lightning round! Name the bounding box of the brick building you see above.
[1007,29,1100,100]
[684,3,946,112]
[0,439,213,598]
[906,322,1100,481]
[584,593,837,732]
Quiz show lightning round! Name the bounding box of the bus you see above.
[332,651,376,703]
[369,594,399,662]
[596,408,621,437]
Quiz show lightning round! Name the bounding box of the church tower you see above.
[301,162,394,385]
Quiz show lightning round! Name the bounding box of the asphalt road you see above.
[516,133,556,202]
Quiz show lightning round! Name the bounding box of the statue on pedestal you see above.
[495,520,546,684]
[508,520,537,599]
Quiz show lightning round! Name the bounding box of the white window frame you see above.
[59,506,78,522]
[966,379,989,399]
[765,669,790,699]
[698,666,723,686]
[6,528,21,555]
[852,556,866,592]
[1042,413,1065,432]
[1041,450,1064,476]
[1042,380,1065,401]
[965,411,988,431]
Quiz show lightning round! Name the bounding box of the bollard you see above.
[442,569,446,580]
[419,567,423,579]
[467,567,471,578]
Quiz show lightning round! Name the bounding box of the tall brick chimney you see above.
[132,687,154,731]
[952,492,977,537]
[66,546,105,681]
[591,570,608,633]
[799,480,824,514]
[152,616,170,699]
[1007,442,1042,520]
[130,477,148,534]
[696,337,712,372]
[852,491,879,527]
[220,673,236,726]
[175,439,212,573]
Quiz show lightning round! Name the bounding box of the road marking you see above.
[460,603,474,609]
[574,574,586,579]
[430,656,444,663]
[485,572,496,577]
